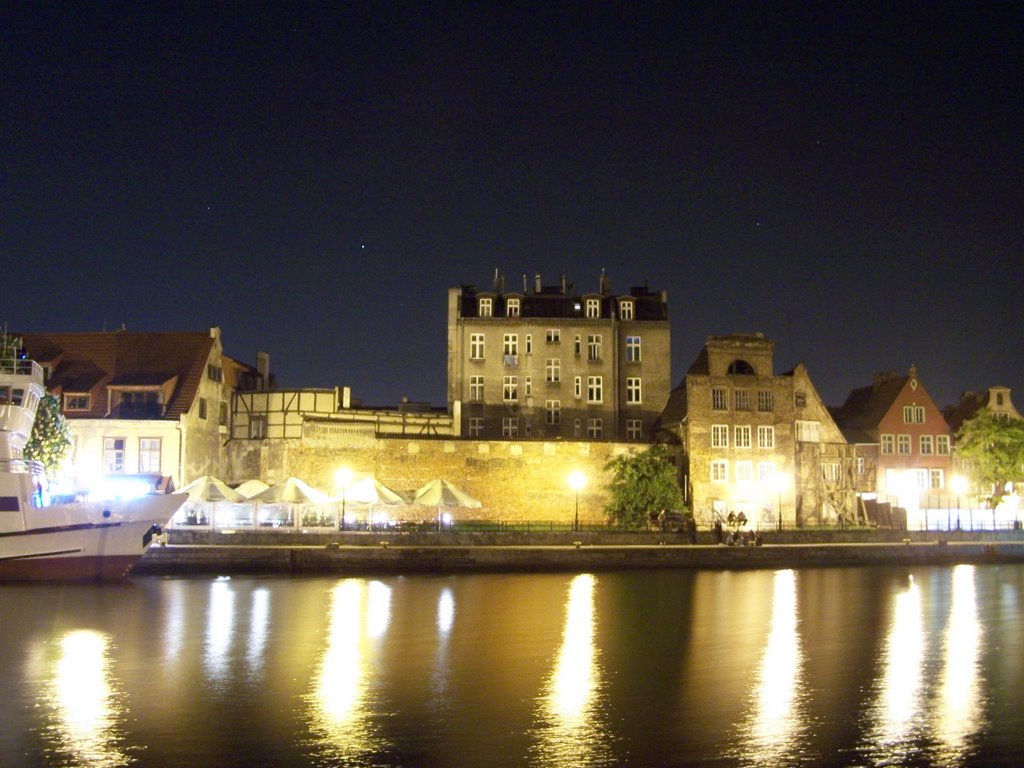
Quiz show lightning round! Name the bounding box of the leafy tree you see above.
[604,445,685,528]
[956,409,1024,506]
[24,394,73,482]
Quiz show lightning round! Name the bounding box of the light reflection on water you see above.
[204,578,235,683]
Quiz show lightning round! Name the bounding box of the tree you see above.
[604,445,685,529]
[24,394,74,483]
[955,409,1024,507]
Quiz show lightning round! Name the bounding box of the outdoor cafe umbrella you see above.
[234,479,270,499]
[173,475,244,526]
[334,476,405,528]
[251,477,331,527]
[412,479,481,529]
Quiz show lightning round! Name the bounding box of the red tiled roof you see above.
[19,331,214,420]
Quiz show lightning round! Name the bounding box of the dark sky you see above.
[4,3,1021,410]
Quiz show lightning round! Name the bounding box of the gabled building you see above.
[944,386,1022,433]
[657,333,854,529]
[447,272,671,441]
[19,327,266,493]
[830,366,954,525]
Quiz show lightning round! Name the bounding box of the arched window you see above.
[727,359,756,375]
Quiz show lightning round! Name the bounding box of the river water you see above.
[1,564,1022,767]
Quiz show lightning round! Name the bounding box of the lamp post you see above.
[335,467,353,531]
[951,475,967,532]
[568,471,586,532]
[773,472,789,532]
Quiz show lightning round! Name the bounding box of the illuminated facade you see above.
[19,328,267,492]
[657,333,854,528]
[831,366,954,518]
[447,272,671,441]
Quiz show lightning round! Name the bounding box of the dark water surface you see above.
[1,565,1022,767]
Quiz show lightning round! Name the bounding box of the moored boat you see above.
[0,334,184,581]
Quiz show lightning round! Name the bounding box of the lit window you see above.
[711,424,729,448]
[626,377,641,404]
[758,462,774,482]
[735,425,751,448]
[711,460,728,482]
[712,388,728,411]
[587,376,603,403]
[506,298,520,317]
[139,438,161,473]
[479,297,493,317]
[585,298,600,318]
[757,390,773,412]
[881,434,895,454]
[470,375,484,402]
[587,418,602,438]
[620,300,634,320]
[587,334,602,361]
[546,329,560,343]
[626,419,642,440]
[502,417,518,438]
[626,336,641,363]
[936,435,950,455]
[469,417,483,437]
[470,334,485,360]
[734,389,750,411]
[503,376,518,402]
[897,434,911,455]
[757,426,775,449]
[736,461,753,483]
[920,435,934,455]
[546,358,561,383]
[856,457,865,474]
[545,400,560,425]
[103,437,125,473]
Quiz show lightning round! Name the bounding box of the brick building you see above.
[447,272,671,442]
[657,334,854,529]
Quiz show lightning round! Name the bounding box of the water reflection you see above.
[246,588,271,676]
[437,587,455,635]
[933,565,984,765]
[533,573,613,767]
[739,569,806,764]
[308,579,392,762]
[44,629,129,768]
[204,579,235,682]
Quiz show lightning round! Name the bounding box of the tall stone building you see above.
[657,333,854,528]
[447,272,670,441]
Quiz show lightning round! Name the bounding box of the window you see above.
[502,417,518,438]
[856,457,865,475]
[822,463,841,482]
[936,435,950,455]
[219,401,228,427]
[545,358,561,383]
[249,415,267,439]
[758,462,775,482]
[757,426,775,449]
[757,390,773,412]
[469,417,483,437]
[929,468,944,489]
[795,420,820,443]
[903,405,926,423]
[574,376,582,399]
[506,298,520,317]
[920,435,934,455]
[574,335,582,356]
[620,300,634,320]
[587,334,602,361]
[198,397,208,420]
[525,334,532,355]
[545,400,560,425]
[734,389,750,411]
[712,388,728,411]
[546,329,560,344]
[897,434,911,455]
[626,336,641,363]
[103,437,126,473]
[626,419,642,440]
[626,377,642,404]
[525,377,532,397]
[64,393,90,411]
[881,434,895,454]
[736,461,753,483]
[470,375,484,402]
[735,425,752,448]
[207,364,223,383]
[587,376,603,403]
[711,424,729,448]
[587,418,603,438]
[794,391,807,408]
[574,419,582,438]
[585,298,600,318]
[503,376,518,402]
[470,333,485,360]
[139,438,161,473]
[116,389,162,418]
[503,334,518,356]
[711,460,728,482]
[479,297,493,317]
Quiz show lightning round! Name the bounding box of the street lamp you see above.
[951,475,967,532]
[568,471,586,532]
[773,472,789,532]
[335,467,353,531]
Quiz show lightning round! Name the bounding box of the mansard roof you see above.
[19,331,215,420]
[457,282,668,321]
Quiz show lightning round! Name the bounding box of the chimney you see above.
[256,351,270,388]
[534,273,542,293]
[523,274,528,293]
[493,269,504,293]
[599,269,610,295]
[561,274,567,294]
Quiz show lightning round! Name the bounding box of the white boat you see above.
[0,335,184,581]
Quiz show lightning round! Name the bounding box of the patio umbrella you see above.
[412,479,481,530]
[234,479,271,499]
[251,477,331,528]
[340,477,406,505]
[173,475,244,526]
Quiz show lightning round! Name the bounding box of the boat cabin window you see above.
[0,387,26,406]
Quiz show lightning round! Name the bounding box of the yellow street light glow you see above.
[568,471,586,492]
[951,475,968,495]
[334,467,354,490]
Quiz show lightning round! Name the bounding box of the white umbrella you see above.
[251,477,331,528]
[173,475,244,527]
[338,476,406,505]
[234,479,271,499]
[412,479,482,530]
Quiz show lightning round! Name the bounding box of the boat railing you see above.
[0,458,30,473]
[0,357,43,378]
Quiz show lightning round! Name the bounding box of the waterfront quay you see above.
[135,528,1024,576]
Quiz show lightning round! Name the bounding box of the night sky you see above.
[5,3,1021,411]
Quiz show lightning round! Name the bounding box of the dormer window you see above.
[111,389,163,418]
[585,298,601,319]
[64,393,91,411]
[479,297,493,317]
[620,300,634,320]
[506,298,521,317]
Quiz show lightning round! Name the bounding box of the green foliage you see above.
[24,394,73,481]
[956,410,1024,506]
[604,445,685,528]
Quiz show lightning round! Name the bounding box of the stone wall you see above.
[225,429,644,524]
